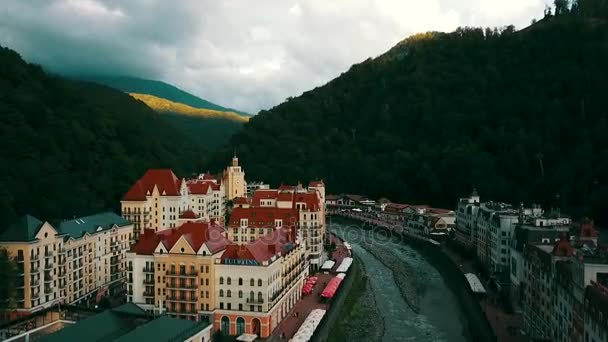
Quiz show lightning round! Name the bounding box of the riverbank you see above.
[329,214,496,342]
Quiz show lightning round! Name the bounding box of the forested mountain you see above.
[82,76,249,146]
[82,76,250,116]
[214,6,608,225]
[0,46,207,229]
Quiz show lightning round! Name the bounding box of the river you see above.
[329,219,467,342]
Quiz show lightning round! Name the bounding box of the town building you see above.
[213,227,307,338]
[121,169,228,238]
[0,213,133,320]
[246,182,270,197]
[227,207,298,244]
[222,155,247,201]
[126,221,231,321]
[248,183,326,270]
[186,173,225,223]
[584,282,608,342]
[121,169,189,237]
[510,215,571,308]
[37,303,213,342]
[522,237,575,341]
[454,190,481,252]
[405,208,455,236]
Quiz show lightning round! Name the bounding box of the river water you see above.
[330,220,467,342]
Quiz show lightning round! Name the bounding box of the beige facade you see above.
[126,222,231,321]
[0,213,133,317]
[222,156,246,201]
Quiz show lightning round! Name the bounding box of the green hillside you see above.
[81,76,250,146]
[83,75,250,116]
[214,9,608,225]
[0,46,207,227]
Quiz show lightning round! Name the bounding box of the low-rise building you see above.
[213,227,307,338]
[0,213,133,320]
[246,182,270,197]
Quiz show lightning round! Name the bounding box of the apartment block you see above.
[0,213,133,320]
[126,222,231,321]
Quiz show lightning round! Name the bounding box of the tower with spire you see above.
[222,151,247,200]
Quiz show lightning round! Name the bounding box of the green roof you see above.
[111,302,147,315]
[58,212,130,239]
[0,215,44,242]
[114,316,209,342]
[40,309,136,342]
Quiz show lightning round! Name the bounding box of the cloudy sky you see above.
[0,0,551,113]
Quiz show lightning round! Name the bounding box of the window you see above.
[227,290,231,297]
[250,279,254,286]
[219,290,224,297]
[239,290,243,298]
[258,279,262,287]
[220,302,224,309]
[227,277,231,285]
[219,277,224,285]
[239,278,243,286]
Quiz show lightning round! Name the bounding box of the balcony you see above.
[44,262,53,270]
[246,297,264,304]
[58,248,66,254]
[44,251,53,258]
[30,254,39,261]
[143,279,155,285]
[143,267,154,273]
[143,291,155,297]
[30,279,39,287]
[165,296,198,303]
[166,270,198,278]
[30,265,39,273]
[44,287,53,294]
[166,282,197,290]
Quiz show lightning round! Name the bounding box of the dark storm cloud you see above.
[0,0,548,113]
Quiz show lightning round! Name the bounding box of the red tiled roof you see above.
[579,220,597,238]
[130,222,230,255]
[234,197,249,205]
[179,210,198,219]
[385,203,410,211]
[229,207,298,228]
[202,173,216,180]
[251,190,279,206]
[277,192,294,202]
[429,208,453,214]
[123,169,182,201]
[278,184,296,191]
[293,192,321,211]
[187,180,220,194]
[308,181,324,187]
[220,228,296,264]
[552,235,575,257]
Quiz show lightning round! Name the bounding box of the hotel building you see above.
[121,169,227,238]
[214,227,307,338]
[126,222,231,320]
[0,213,133,320]
[248,181,326,269]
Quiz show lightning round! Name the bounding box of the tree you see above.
[0,249,17,310]
[555,0,571,15]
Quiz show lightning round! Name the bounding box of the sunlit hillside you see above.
[130,93,249,123]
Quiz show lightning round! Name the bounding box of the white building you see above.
[454,190,480,251]
[213,227,307,338]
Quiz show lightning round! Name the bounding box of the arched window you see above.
[221,316,230,335]
[219,289,224,297]
[249,291,254,300]
[258,279,262,287]
[227,290,231,297]
[227,277,231,285]
[250,278,254,286]
[238,290,243,298]
[236,317,245,336]
[219,277,224,285]
[239,278,243,286]
[258,292,263,302]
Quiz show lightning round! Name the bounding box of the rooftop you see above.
[131,222,230,255]
[59,212,130,239]
[0,215,44,242]
[123,169,182,201]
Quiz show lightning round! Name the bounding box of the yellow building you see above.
[222,155,247,201]
[126,222,231,321]
[0,213,133,320]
